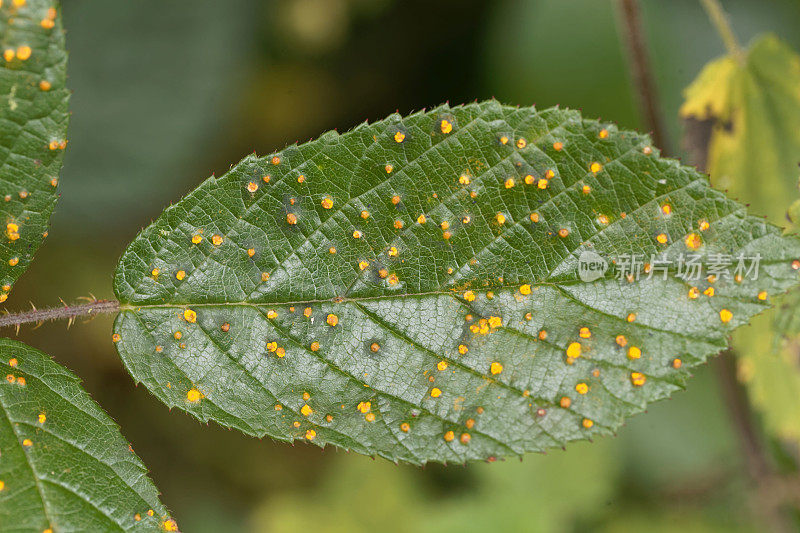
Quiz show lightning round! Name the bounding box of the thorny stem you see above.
[616,0,671,154]
[0,299,120,329]
[699,0,745,60]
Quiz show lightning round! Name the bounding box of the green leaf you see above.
[0,339,175,531]
[680,34,800,224]
[113,100,800,464]
[0,0,69,302]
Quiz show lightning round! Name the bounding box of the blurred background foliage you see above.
[8,0,800,531]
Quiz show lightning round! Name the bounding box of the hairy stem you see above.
[0,299,120,329]
[699,0,744,60]
[616,0,671,153]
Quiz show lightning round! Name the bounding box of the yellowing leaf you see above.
[681,34,800,223]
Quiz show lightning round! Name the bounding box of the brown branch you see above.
[616,0,672,153]
[0,299,120,329]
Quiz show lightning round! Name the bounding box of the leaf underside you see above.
[0,0,69,301]
[0,339,173,532]
[113,100,800,464]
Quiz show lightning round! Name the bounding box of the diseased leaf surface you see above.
[0,0,69,301]
[113,101,800,464]
[0,339,174,532]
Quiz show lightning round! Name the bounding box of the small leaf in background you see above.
[113,100,800,464]
[682,34,800,446]
[0,0,69,302]
[0,339,174,531]
[680,34,800,224]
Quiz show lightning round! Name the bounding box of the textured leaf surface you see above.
[0,0,69,301]
[0,339,175,532]
[113,100,800,464]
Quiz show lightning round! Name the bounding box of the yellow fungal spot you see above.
[685,232,702,250]
[370,342,380,353]
[437,360,448,371]
[261,272,270,282]
[162,520,179,532]
[0,294,7,303]
[560,396,571,408]
[500,136,509,145]
[183,309,197,323]
[262,175,271,183]
[6,222,19,241]
[553,141,564,151]
[391,195,401,205]
[590,162,602,173]
[112,333,121,343]
[267,310,278,319]
[8,358,17,367]
[176,270,186,281]
[440,119,453,134]
[643,146,653,155]
[310,341,320,351]
[247,248,256,258]
[430,387,442,398]
[304,307,312,318]
[459,174,471,185]
[41,18,55,29]
[758,291,768,301]
[704,286,715,297]
[630,372,647,386]
[221,323,230,332]
[538,330,547,340]
[286,213,298,225]
[496,213,506,225]
[516,138,527,149]
[579,327,591,339]
[173,331,182,340]
[22,438,32,447]
[537,178,548,189]
[519,284,531,295]
[463,290,475,302]
[575,382,589,395]
[582,185,592,194]
[385,164,393,173]
[400,422,410,432]
[699,219,710,231]
[388,246,399,257]
[505,178,515,189]
[49,177,57,187]
[212,234,223,246]
[191,234,203,244]
[615,335,627,347]
[358,261,369,271]
[566,342,582,359]
[326,314,339,327]
[16,376,25,386]
[443,430,455,442]
[246,181,258,193]
[394,219,404,229]
[8,257,18,267]
[582,418,594,429]
[490,362,503,375]
[301,404,313,416]
[305,429,316,440]
[271,156,281,165]
[672,358,682,369]
[599,129,609,139]
[186,389,202,403]
[628,346,641,359]
[360,210,370,219]
[626,313,636,323]
[656,233,668,244]
[558,228,570,238]
[352,230,362,239]
[297,174,305,183]
[530,212,540,223]
[661,204,672,215]
[151,268,160,279]
[488,316,502,328]
[321,197,333,209]
[3,49,14,62]
[688,286,700,299]
[16,46,31,61]
[720,309,733,323]
[357,401,371,414]
[458,344,468,355]
[394,131,406,143]
[38,413,46,424]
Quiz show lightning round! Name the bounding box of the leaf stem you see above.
[0,299,120,329]
[616,0,671,153]
[699,0,745,60]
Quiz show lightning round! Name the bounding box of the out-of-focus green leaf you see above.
[682,34,800,445]
[113,100,800,464]
[680,34,800,224]
[0,339,175,532]
[0,0,69,302]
